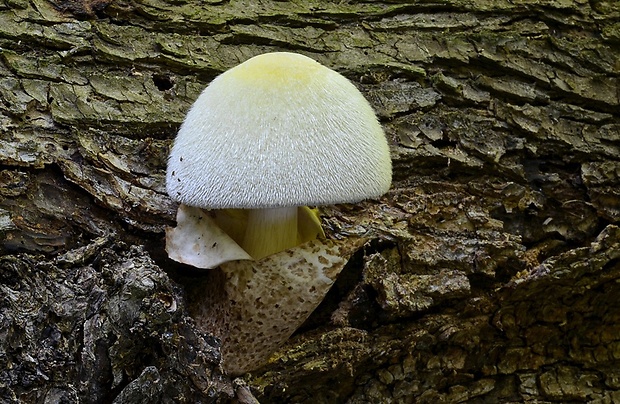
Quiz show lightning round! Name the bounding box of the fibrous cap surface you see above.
[167,52,392,209]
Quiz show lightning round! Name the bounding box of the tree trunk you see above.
[1,0,619,402]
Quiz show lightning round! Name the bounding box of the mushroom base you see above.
[186,237,366,376]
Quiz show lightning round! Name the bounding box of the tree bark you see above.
[1,0,619,402]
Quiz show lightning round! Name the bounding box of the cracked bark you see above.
[1,0,619,402]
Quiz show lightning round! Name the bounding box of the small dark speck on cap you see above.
[179,156,184,161]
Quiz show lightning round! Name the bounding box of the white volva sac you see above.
[188,237,367,376]
[165,52,392,375]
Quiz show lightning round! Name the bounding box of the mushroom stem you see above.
[242,207,299,260]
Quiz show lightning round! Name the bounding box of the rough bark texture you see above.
[1,0,619,403]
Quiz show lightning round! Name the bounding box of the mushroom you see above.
[165,52,392,375]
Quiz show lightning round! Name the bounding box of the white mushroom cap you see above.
[167,52,392,209]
